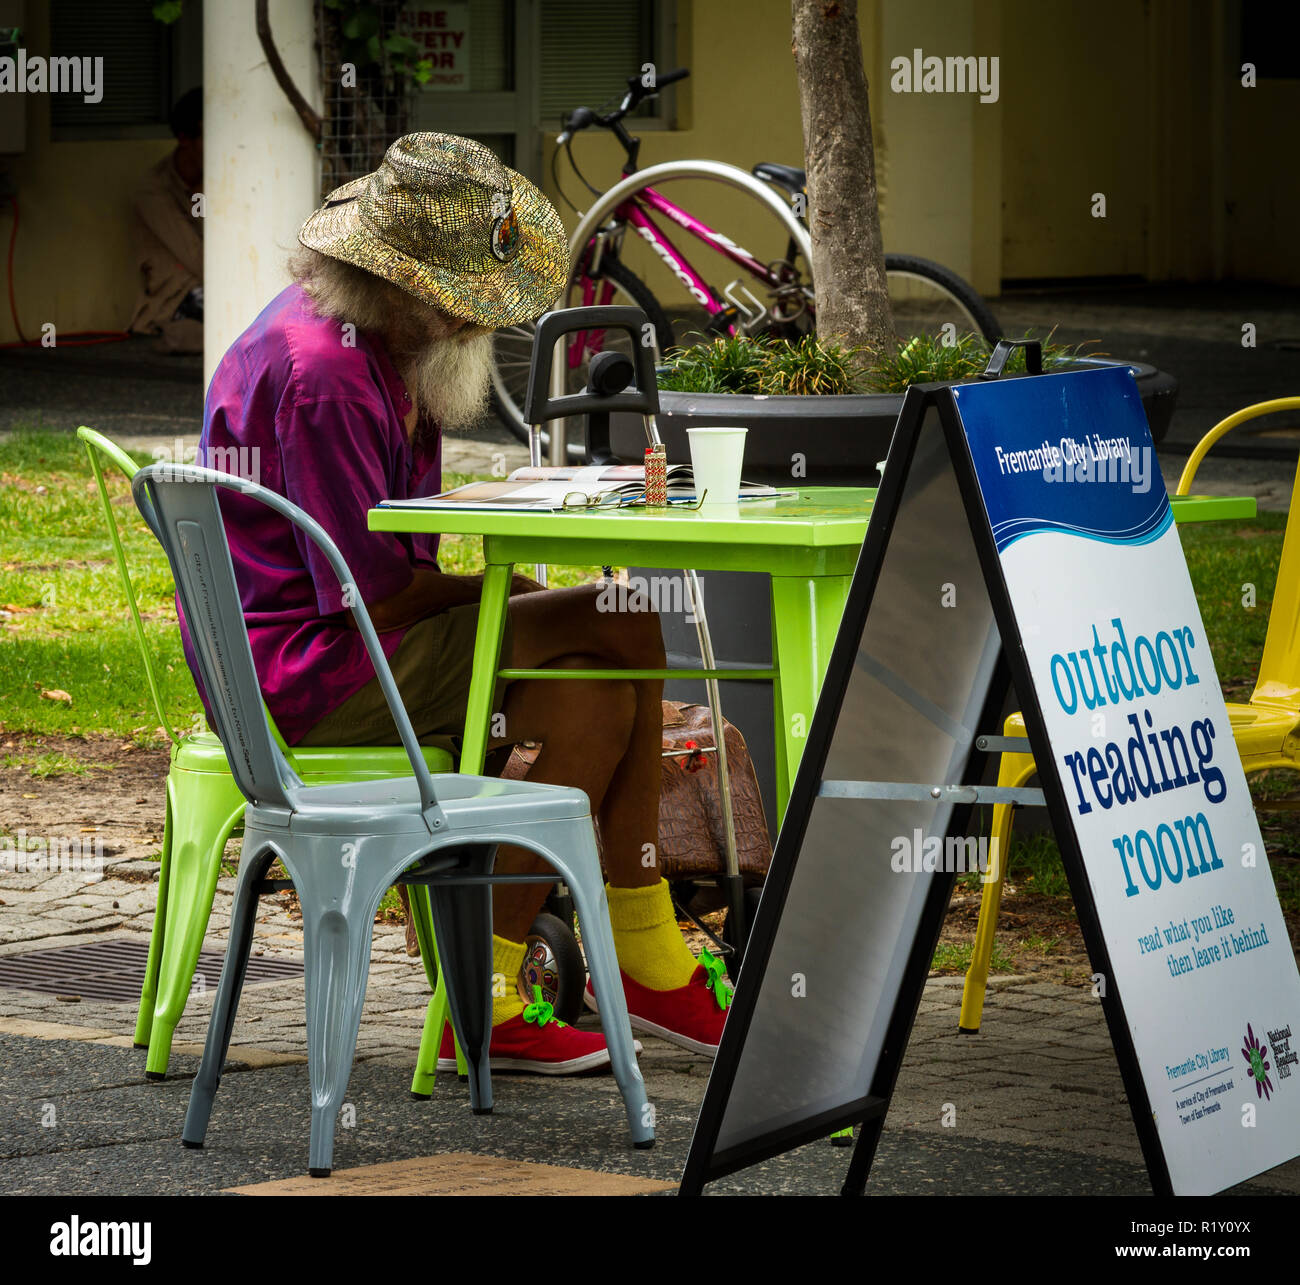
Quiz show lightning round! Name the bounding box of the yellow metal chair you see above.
[959,397,1300,1032]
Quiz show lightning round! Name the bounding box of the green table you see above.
[369,487,1256,820]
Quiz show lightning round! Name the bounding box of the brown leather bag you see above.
[500,700,771,885]
[397,702,772,952]
[652,700,772,883]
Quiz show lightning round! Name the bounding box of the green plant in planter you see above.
[866,331,1083,393]
[764,334,873,395]
[659,333,869,396]
[657,330,1088,397]
[659,334,772,394]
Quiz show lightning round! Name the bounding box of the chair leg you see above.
[295,887,390,1178]
[407,883,471,1096]
[425,845,496,1115]
[534,820,654,1148]
[134,793,174,1049]
[959,749,1035,1033]
[181,845,274,1150]
[146,770,245,1078]
[411,972,451,1098]
[405,883,440,991]
[268,834,426,1178]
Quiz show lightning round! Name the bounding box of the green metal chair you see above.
[78,426,456,1079]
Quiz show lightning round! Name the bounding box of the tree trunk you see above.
[791,0,894,353]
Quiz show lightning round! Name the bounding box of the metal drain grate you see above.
[0,938,303,1003]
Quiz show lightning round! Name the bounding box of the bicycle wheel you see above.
[494,162,815,453]
[884,253,1001,345]
[519,912,586,1026]
[491,258,673,455]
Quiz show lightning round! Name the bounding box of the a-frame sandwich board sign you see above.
[680,358,1300,1197]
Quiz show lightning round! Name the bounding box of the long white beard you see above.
[401,330,495,432]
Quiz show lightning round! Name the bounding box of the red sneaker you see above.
[585,949,733,1055]
[436,987,630,1075]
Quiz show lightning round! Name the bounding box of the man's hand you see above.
[356,567,547,632]
[360,568,481,632]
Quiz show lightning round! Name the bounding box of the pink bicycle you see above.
[491,65,1001,457]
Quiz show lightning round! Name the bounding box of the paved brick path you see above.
[2,849,1297,1194]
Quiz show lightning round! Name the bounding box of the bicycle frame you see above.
[566,181,800,377]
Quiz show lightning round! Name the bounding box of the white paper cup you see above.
[686,426,748,506]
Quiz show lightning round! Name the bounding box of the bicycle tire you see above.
[520,912,586,1026]
[491,258,673,457]
[883,252,1001,345]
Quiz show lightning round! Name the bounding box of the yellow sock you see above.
[607,879,699,991]
[492,934,527,1027]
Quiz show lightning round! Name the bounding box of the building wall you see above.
[998,0,1152,282]
[873,0,1002,295]
[0,0,1294,349]
[1225,71,1300,284]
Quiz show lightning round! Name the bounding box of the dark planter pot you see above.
[610,357,1178,832]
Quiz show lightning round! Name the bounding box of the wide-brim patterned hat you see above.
[299,132,568,329]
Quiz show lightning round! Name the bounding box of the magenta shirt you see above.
[180,284,442,744]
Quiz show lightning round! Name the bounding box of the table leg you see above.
[459,559,514,776]
[770,573,852,819]
[412,558,514,1094]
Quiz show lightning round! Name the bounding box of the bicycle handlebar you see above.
[556,66,689,145]
[556,106,597,144]
[626,66,689,102]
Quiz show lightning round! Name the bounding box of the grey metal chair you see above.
[130,462,653,1176]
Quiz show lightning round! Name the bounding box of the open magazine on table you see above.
[377,463,798,511]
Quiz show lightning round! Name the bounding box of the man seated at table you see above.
[129,88,205,355]
[187,133,731,1074]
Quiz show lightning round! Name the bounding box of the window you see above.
[539,0,660,129]
[50,0,201,139]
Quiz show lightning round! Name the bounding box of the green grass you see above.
[3,750,111,778]
[1269,855,1300,918]
[1176,514,1285,698]
[0,428,601,739]
[0,430,192,738]
[932,940,1014,974]
[954,827,1074,899]
[1022,933,1062,956]
[1006,831,1074,900]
